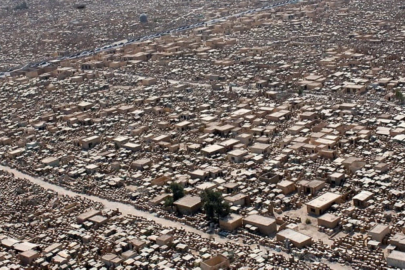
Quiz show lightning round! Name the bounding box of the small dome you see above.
[140,14,148,23]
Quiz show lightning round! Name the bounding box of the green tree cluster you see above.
[164,196,174,207]
[170,182,184,201]
[164,182,185,208]
[200,189,230,222]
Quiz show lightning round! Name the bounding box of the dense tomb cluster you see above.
[1,0,405,268]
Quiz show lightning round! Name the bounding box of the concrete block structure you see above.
[306,192,342,216]
[318,213,340,229]
[174,195,202,215]
[243,214,276,236]
[276,229,312,248]
[219,214,243,231]
[368,224,390,243]
[387,251,405,269]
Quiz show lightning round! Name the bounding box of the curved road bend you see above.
[0,165,349,269]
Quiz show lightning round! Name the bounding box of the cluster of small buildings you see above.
[1,0,405,268]
[0,171,322,269]
[0,0,266,71]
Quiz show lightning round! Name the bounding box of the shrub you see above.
[169,182,185,201]
[298,88,304,96]
[164,196,174,207]
[14,2,28,10]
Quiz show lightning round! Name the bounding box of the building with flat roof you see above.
[77,209,102,224]
[318,213,340,229]
[201,144,225,156]
[41,157,60,167]
[156,234,173,246]
[306,192,342,216]
[224,193,249,206]
[196,182,216,191]
[389,233,405,251]
[250,143,271,155]
[243,214,276,235]
[276,229,312,248]
[227,149,248,163]
[131,158,152,170]
[19,250,39,266]
[329,172,345,185]
[353,190,373,208]
[387,250,405,269]
[81,135,100,150]
[276,180,296,195]
[219,214,243,231]
[301,180,325,195]
[368,224,390,243]
[174,195,202,215]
